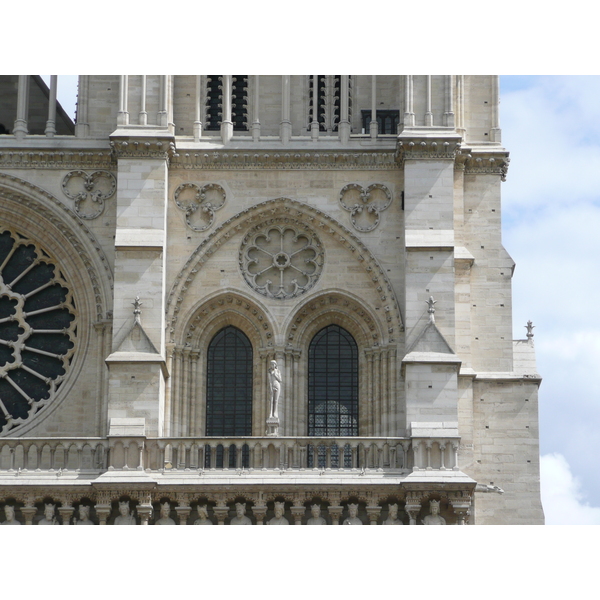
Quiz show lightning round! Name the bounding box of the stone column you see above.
[139,75,148,126]
[59,505,74,525]
[21,506,37,525]
[490,75,501,142]
[45,75,57,137]
[252,75,260,141]
[75,75,90,138]
[404,75,415,127]
[444,75,455,127]
[253,505,267,525]
[425,75,433,126]
[280,75,292,143]
[175,505,191,525]
[370,76,378,138]
[193,75,203,142]
[13,75,29,140]
[339,75,350,143]
[221,75,233,142]
[311,75,319,141]
[328,506,343,525]
[117,75,129,126]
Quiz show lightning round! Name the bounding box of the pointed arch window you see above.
[308,325,358,437]
[205,326,253,436]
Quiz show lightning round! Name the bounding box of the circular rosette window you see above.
[0,229,77,434]
[240,225,323,299]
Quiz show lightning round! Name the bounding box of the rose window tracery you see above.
[240,224,323,299]
[0,229,77,434]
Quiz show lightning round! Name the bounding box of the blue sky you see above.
[501,75,600,524]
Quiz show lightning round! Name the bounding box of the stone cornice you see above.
[462,149,510,181]
[396,133,463,163]
[109,134,177,162]
[170,150,398,170]
[0,148,114,170]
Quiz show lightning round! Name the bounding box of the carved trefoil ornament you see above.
[61,170,116,219]
[0,228,77,434]
[240,223,323,299]
[339,183,392,232]
[173,183,226,233]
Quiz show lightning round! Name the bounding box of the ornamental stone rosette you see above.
[240,223,323,299]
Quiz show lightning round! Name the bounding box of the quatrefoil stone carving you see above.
[61,170,116,219]
[173,183,226,233]
[339,183,393,232]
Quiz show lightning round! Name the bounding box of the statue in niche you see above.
[383,503,403,525]
[114,500,137,525]
[75,505,94,525]
[38,503,59,525]
[268,501,289,525]
[229,502,252,525]
[154,502,176,525]
[422,500,446,525]
[343,503,363,525]
[194,505,213,525]
[2,505,21,525]
[306,504,326,525]
[268,360,282,419]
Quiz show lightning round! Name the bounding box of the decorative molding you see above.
[173,183,226,233]
[463,151,510,181]
[0,173,113,321]
[395,137,462,162]
[240,222,323,299]
[170,150,398,170]
[166,197,403,344]
[0,150,113,170]
[339,183,393,232]
[109,138,177,162]
[61,170,116,220]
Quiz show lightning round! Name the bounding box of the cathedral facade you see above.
[0,75,544,524]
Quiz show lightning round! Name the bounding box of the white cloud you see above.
[541,453,600,524]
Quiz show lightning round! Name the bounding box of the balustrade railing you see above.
[0,436,460,473]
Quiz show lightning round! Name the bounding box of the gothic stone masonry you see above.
[0,75,544,524]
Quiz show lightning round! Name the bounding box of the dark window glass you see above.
[361,109,400,134]
[206,326,252,437]
[308,325,358,438]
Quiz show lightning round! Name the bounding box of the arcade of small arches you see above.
[167,290,399,439]
[0,490,472,525]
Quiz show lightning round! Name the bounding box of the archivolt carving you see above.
[339,183,392,232]
[240,222,323,299]
[61,170,116,219]
[182,292,274,348]
[0,173,112,321]
[0,228,77,434]
[167,198,403,344]
[173,182,226,233]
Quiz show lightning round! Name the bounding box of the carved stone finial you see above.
[132,296,143,324]
[525,320,535,339]
[426,296,437,323]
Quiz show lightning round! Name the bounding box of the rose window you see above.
[0,229,77,434]
[240,224,323,299]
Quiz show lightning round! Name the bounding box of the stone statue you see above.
[194,505,213,525]
[154,501,176,525]
[229,502,252,525]
[268,501,289,525]
[422,500,446,525]
[383,503,403,525]
[114,500,137,525]
[306,504,326,525]
[525,320,535,339]
[268,360,282,419]
[75,505,94,525]
[38,503,59,525]
[2,505,21,525]
[343,503,363,525]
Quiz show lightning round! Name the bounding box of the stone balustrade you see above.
[0,435,461,472]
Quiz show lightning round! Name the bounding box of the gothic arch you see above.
[0,175,113,436]
[167,291,277,437]
[166,197,403,344]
